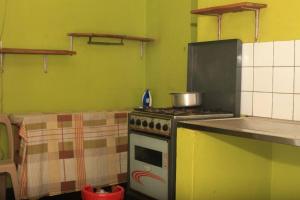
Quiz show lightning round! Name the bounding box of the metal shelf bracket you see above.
[0,54,3,73]
[212,8,262,42]
[215,9,260,42]
[254,9,260,42]
[43,55,48,73]
[140,42,145,58]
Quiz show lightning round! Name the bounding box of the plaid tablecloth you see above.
[17,111,128,199]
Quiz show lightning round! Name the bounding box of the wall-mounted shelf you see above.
[191,2,267,41]
[68,33,154,42]
[68,33,154,57]
[0,48,76,73]
[0,48,76,55]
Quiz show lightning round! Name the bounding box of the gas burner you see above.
[134,107,227,116]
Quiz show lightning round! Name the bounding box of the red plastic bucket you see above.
[82,185,124,200]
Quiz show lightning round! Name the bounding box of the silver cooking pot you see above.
[170,92,202,107]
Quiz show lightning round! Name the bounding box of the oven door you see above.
[129,132,169,200]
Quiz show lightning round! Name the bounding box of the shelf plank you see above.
[191,2,267,15]
[0,48,76,55]
[68,33,154,42]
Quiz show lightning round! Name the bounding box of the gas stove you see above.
[128,107,234,200]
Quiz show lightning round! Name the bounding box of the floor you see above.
[5,189,82,200]
[5,183,128,200]
[40,191,82,200]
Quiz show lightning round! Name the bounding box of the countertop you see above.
[178,117,300,147]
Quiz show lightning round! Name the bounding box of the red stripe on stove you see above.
[132,170,165,185]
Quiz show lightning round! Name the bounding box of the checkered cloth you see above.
[17,111,128,199]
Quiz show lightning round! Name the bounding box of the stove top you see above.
[130,107,234,137]
[134,107,230,116]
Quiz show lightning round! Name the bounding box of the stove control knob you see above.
[129,119,135,125]
[149,122,154,129]
[136,119,141,126]
[156,123,161,130]
[142,120,148,127]
[162,124,169,131]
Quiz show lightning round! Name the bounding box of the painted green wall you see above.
[0,0,147,186]
[145,0,196,107]
[0,0,146,113]
[176,128,272,200]
[271,144,300,200]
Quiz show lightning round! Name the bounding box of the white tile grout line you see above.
[293,40,296,120]
[240,66,297,68]
[271,40,275,119]
[252,43,255,116]
[241,91,300,95]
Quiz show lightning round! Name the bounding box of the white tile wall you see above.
[241,92,253,116]
[241,67,253,91]
[254,42,273,67]
[253,92,272,118]
[272,93,293,120]
[295,67,300,93]
[253,67,273,92]
[273,67,294,93]
[241,40,300,121]
[295,40,300,66]
[242,43,254,67]
[274,41,294,66]
[294,95,300,121]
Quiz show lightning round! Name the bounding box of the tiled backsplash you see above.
[241,40,300,121]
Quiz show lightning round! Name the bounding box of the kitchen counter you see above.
[178,117,300,147]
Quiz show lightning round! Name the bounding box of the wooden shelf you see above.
[68,33,154,42]
[191,2,267,41]
[68,33,154,57]
[191,2,267,15]
[0,48,76,55]
[0,48,76,73]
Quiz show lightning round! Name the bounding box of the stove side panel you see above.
[187,39,242,116]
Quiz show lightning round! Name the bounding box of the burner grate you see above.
[134,107,226,116]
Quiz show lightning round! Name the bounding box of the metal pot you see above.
[170,92,202,107]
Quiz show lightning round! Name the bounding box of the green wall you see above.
[271,144,300,200]
[145,0,196,107]
[0,0,148,185]
[0,0,198,169]
[0,0,146,113]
